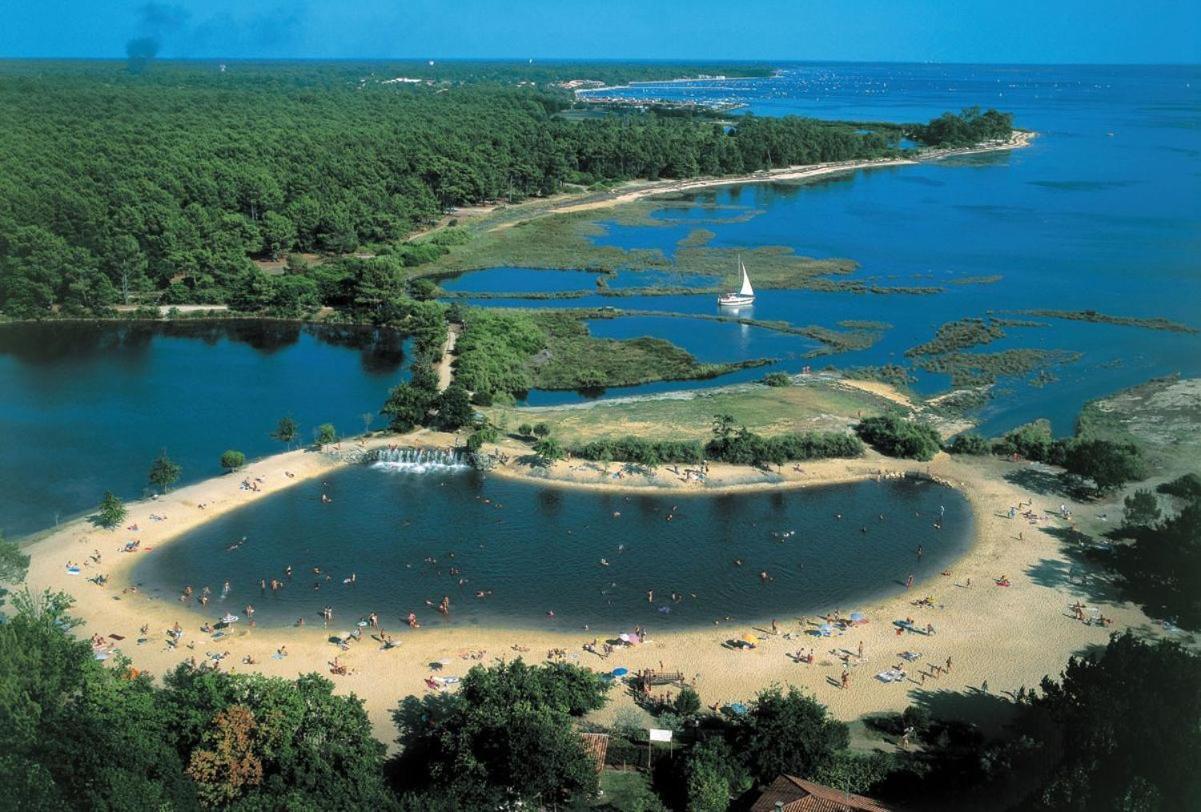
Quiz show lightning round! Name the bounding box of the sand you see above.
[543,131,1035,220]
[22,412,1158,748]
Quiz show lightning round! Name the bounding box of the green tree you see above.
[382,383,433,432]
[685,738,750,812]
[163,666,391,810]
[1123,489,1161,529]
[854,413,941,461]
[1112,500,1201,628]
[738,685,849,783]
[315,423,338,446]
[1064,439,1145,493]
[147,449,182,494]
[220,450,246,473]
[532,422,550,439]
[272,416,299,449]
[712,413,737,442]
[0,532,30,608]
[434,384,473,431]
[673,685,702,717]
[517,422,534,439]
[96,491,126,529]
[392,660,609,807]
[0,591,195,809]
[532,437,565,464]
[1013,631,1201,810]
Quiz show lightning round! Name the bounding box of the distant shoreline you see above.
[545,130,1035,219]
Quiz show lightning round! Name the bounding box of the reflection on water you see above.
[0,321,405,538]
[134,466,974,630]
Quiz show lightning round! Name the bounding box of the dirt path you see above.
[437,324,459,391]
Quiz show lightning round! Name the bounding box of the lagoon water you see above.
[133,465,971,629]
[455,64,1201,432]
[0,322,403,538]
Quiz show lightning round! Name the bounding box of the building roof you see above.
[578,732,609,775]
[749,775,893,812]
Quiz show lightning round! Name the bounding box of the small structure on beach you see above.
[749,774,893,812]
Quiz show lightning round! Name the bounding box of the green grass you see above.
[488,377,893,444]
[571,769,665,811]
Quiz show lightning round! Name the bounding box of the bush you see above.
[315,423,337,446]
[1064,438,1145,493]
[854,414,941,461]
[946,434,990,455]
[673,686,702,717]
[573,436,704,466]
[706,427,864,467]
[1158,473,1201,501]
[1123,490,1162,529]
[220,450,246,472]
[991,420,1069,465]
[761,371,791,387]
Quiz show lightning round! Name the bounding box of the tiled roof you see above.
[749,775,893,812]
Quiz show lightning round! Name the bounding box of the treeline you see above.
[0,62,1010,317]
[707,417,865,466]
[909,106,1015,147]
[572,437,705,465]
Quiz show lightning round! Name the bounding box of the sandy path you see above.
[436,325,459,391]
[22,418,1159,748]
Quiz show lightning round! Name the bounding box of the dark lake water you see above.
[452,64,1201,433]
[0,321,404,539]
[133,465,972,630]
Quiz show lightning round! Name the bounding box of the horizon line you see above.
[1,56,1199,68]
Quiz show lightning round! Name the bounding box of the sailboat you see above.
[717,255,755,307]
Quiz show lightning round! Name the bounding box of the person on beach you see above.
[841,671,849,689]
[905,574,914,590]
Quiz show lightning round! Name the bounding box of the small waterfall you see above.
[368,446,470,474]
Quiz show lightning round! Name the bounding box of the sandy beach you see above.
[22,405,1157,748]
[546,130,1035,220]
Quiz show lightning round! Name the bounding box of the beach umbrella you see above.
[741,632,758,645]
[221,614,239,624]
[819,623,833,636]
[611,667,629,677]
[850,612,865,623]
[726,702,748,716]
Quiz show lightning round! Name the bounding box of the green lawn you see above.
[489,377,894,445]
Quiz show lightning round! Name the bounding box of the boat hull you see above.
[717,294,755,307]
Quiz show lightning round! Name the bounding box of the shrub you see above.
[1064,439,1145,493]
[761,371,791,387]
[1123,490,1161,529]
[854,414,941,461]
[946,434,990,455]
[220,450,246,472]
[1158,473,1201,500]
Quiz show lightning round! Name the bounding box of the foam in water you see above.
[369,447,470,474]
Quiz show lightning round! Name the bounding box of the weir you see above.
[368,446,470,473]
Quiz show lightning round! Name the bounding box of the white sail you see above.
[738,261,754,296]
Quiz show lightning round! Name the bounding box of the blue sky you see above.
[3,1,1199,63]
